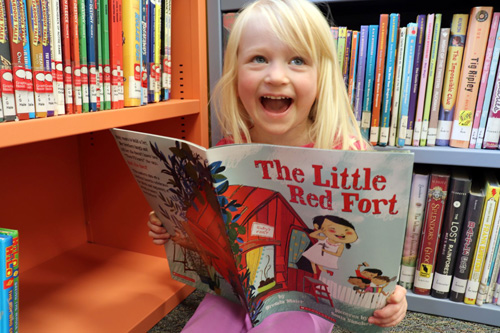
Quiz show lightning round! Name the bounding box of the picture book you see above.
[109,0,124,109]
[161,0,171,100]
[347,30,359,108]
[122,0,141,106]
[61,0,74,114]
[21,0,36,119]
[69,0,82,114]
[0,0,17,122]
[141,0,148,105]
[449,6,494,148]
[40,0,54,117]
[49,0,65,115]
[0,234,14,332]
[388,26,406,147]
[0,228,18,332]
[482,60,500,149]
[354,25,369,127]
[110,128,414,332]
[77,0,89,112]
[361,25,378,140]
[99,0,111,110]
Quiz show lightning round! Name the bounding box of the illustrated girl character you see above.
[355,262,383,281]
[348,276,371,294]
[302,215,358,276]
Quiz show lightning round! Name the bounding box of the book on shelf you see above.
[100,0,111,110]
[469,12,500,149]
[397,23,418,148]
[435,13,469,147]
[419,14,442,147]
[413,167,450,296]
[0,228,18,332]
[109,0,124,109]
[147,0,155,103]
[379,13,400,147]
[388,26,406,147]
[449,6,494,148]
[481,52,500,149]
[40,0,54,117]
[0,234,14,332]
[161,0,172,100]
[337,26,347,82]
[21,0,36,120]
[405,14,426,146]
[0,0,17,122]
[61,0,74,114]
[347,30,359,108]
[398,167,430,290]
[49,0,66,115]
[342,30,352,88]
[77,0,89,112]
[430,168,471,299]
[154,0,161,103]
[426,28,450,147]
[140,0,148,105]
[353,25,369,128]
[361,25,378,140]
[122,0,142,107]
[69,0,83,114]
[449,177,485,303]
[110,128,414,332]
[464,172,500,305]
[369,14,388,146]
[412,14,435,146]
[95,0,102,110]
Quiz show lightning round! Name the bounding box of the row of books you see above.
[0,228,19,332]
[0,0,171,123]
[332,6,500,150]
[398,167,500,307]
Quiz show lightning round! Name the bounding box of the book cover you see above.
[449,178,485,302]
[398,168,429,289]
[449,7,494,148]
[161,0,171,100]
[61,0,73,114]
[379,13,399,146]
[86,0,97,111]
[413,167,450,295]
[388,26,406,147]
[69,0,82,114]
[40,0,54,117]
[369,15,388,146]
[405,14,426,145]
[426,28,450,147]
[464,172,499,305]
[353,25,369,127]
[111,128,414,332]
[0,228,18,332]
[469,12,500,148]
[482,57,500,149]
[0,235,14,333]
[430,168,471,299]
[0,0,17,122]
[397,23,418,148]
[435,14,468,146]
[361,25,378,140]
[77,0,89,112]
[108,0,123,109]
[122,0,141,106]
[420,14,442,146]
[412,14,435,146]
[49,0,65,115]
[100,0,111,110]
[347,30,359,108]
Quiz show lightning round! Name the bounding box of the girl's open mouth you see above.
[260,96,292,113]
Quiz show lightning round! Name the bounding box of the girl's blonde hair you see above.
[213,0,368,150]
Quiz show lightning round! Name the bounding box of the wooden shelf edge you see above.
[407,291,500,327]
[20,243,195,332]
[0,99,201,149]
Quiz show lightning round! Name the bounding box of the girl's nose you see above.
[264,62,290,85]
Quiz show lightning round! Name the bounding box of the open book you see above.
[111,128,414,332]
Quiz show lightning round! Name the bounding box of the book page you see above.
[207,144,413,331]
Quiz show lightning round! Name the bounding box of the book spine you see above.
[154,0,160,102]
[449,190,485,302]
[147,0,154,103]
[347,30,359,108]
[86,0,97,111]
[0,229,19,332]
[435,14,468,146]
[140,0,148,105]
[413,170,450,295]
[397,23,417,148]
[61,0,73,114]
[0,235,14,332]
[40,0,54,117]
[388,27,406,147]
[379,13,399,146]
[0,0,17,121]
[337,26,347,82]
[426,28,450,146]
[450,7,494,148]
[77,0,88,112]
[342,29,352,88]
[361,24,378,140]
[413,14,434,146]
[420,14,442,146]
[100,0,110,110]
[108,0,123,109]
[399,172,429,289]
[21,0,36,119]
[161,0,171,100]
[354,25,368,127]
[486,246,500,303]
[469,12,500,148]
[27,0,48,118]
[464,180,499,304]
[476,195,500,305]
[405,14,426,145]
[494,267,500,304]
[431,173,471,298]
[96,0,102,110]
[369,15,388,145]
[123,0,141,106]
[482,62,500,149]
[69,0,82,113]
[49,0,64,115]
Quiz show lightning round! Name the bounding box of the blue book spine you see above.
[148,0,156,103]
[86,0,98,111]
[361,25,378,139]
[406,14,426,145]
[0,235,13,333]
[379,13,400,146]
[397,23,418,147]
[354,25,369,126]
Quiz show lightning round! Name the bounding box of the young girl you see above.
[148,0,408,331]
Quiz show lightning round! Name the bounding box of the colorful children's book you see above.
[435,14,468,146]
[147,0,155,103]
[100,0,111,110]
[388,26,406,147]
[0,234,14,332]
[342,30,352,88]
[337,26,347,83]
[361,25,378,140]
[353,25,369,127]
[161,0,171,100]
[449,7,494,148]
[0,228,18,332]
[21,0,36,119]
[0,0,17,122]
[426,28,450,147]
[469,12,500,148]
[347,30,359,108]
[86,0,97,111]
[49,0,65,115]
[108,0,123,109]
[111,128,414,332]
[40,0,54,117]
[123,0,142,106]
[154,0,161,102]
[61,0,74,114]
[140,0,148,105]
[69,0,82,114]
[482,61,500,149]
[77,0,89,112]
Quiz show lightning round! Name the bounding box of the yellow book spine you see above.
[122,0,141,106]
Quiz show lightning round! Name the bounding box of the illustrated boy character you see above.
[355,262,383,281]
[302,215,358,276]
[348,276,371,294]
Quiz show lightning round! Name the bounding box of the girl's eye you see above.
[291,57,304,65]
[252,56,266,64]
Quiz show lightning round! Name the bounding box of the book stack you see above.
[314,6,500,149]
[398,167,500,308]
[0,228,19,332]
[0,0,172,122]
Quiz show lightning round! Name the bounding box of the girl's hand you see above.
[368,285,407,327]
[147,211,171,245]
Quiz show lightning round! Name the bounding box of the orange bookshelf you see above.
[0,0,207,331]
